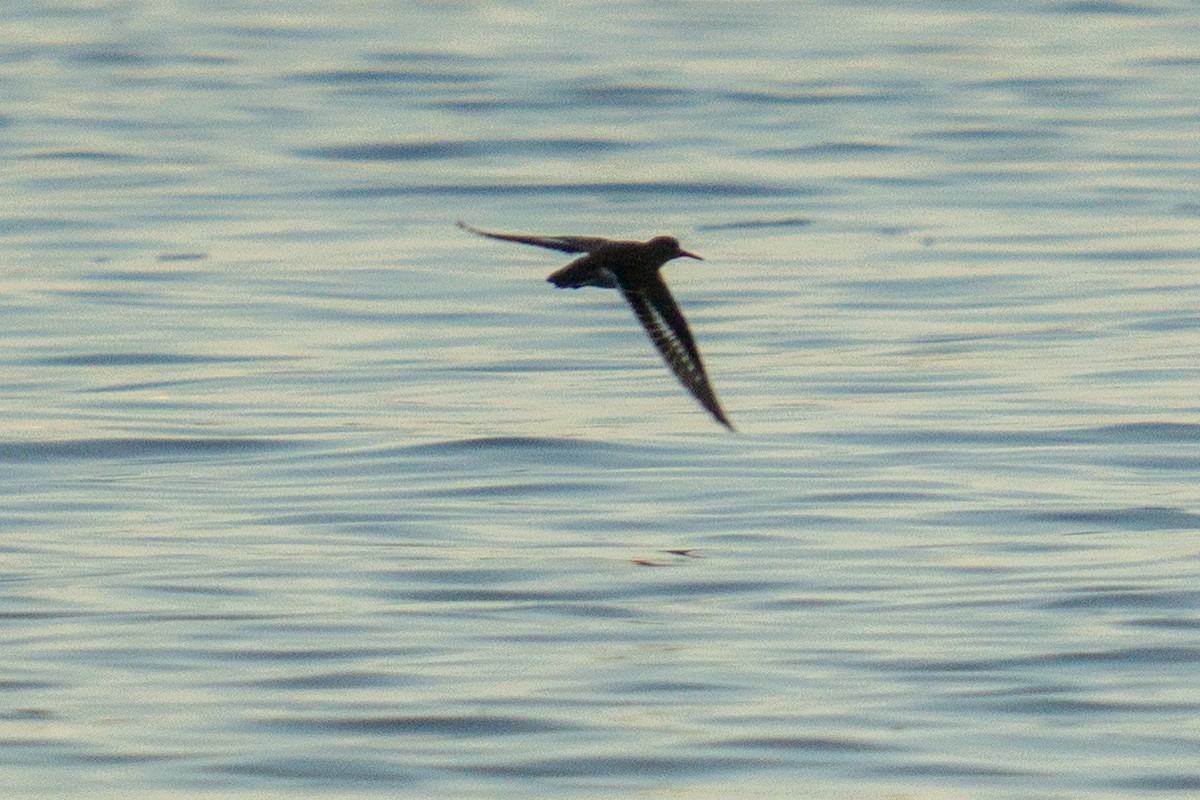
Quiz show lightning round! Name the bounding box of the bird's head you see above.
[648,236,703,262]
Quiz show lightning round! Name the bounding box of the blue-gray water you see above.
[4,2,1200,798]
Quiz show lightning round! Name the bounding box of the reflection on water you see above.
[4,0,1200,798]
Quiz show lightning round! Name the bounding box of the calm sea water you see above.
[4,1,1200,798]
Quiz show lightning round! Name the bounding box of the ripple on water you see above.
[296,138,638,161]
[0,437,289,463]
[322,179,807,200]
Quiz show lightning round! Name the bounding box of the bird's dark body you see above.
[548,238,683,290]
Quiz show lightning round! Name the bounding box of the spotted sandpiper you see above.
[458,221,734,430]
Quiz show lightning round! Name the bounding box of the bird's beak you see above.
[679,249,703,260]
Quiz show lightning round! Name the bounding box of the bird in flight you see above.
[458,221,734,430]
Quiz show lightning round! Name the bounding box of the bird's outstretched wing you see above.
[620,276,734,430]
[457,222,611,255]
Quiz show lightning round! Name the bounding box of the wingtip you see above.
[458,220,490,237]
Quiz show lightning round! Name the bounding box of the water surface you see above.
[3,1,1200,798]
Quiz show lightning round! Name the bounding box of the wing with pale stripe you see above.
[621,277,734,430]
[457,222,611,254]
